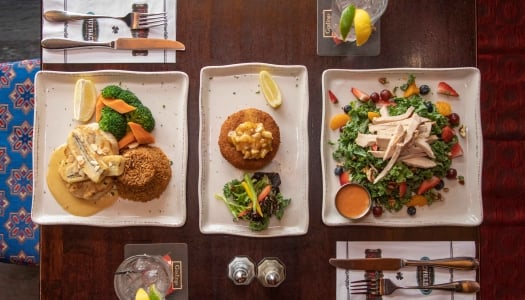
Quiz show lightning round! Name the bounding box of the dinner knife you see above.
[41,38,185,50]
[329,257,479,271]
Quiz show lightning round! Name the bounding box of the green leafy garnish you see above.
[332,85,453,211]
[215,172,291,231]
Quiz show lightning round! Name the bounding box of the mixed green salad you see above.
[331,77,463,214]
[215,172,291,231]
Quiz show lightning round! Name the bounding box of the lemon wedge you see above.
[135,288,150,300]
[73,78,97,122]
[354,8,372,46]
[259,70,282,108]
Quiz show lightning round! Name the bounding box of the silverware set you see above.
[41,9,186,51]
[351,278,480,296]
[330,256,480,296]
[43,10,167,30]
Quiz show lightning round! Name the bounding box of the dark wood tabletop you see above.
[40,0,478,299]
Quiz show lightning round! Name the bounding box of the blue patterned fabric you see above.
[0,59,40,265]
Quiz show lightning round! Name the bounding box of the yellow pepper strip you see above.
[242,180,263,217]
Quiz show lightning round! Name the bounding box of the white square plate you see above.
[199,63,309,237]
[32,70,188,227]
[321,68,483,226]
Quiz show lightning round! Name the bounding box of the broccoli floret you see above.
[101,85,123,99]
[118,90,143,107]
[126,105,155,132]
[98,106,128,140]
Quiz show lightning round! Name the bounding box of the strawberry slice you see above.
[339,171,350,185]
[441,126,456,143]
[399,182,407,198]
[417,176,441,195]
[449,142,464,159]
[351,87,370,102]
[328,90,339,104]
[437,81,459,97]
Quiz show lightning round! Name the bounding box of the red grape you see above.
[380,89,393,101]
[372,206,383,217]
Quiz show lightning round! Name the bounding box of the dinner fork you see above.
[351,278,480,296]
[43,10,167,30]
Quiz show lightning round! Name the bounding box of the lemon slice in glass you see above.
[135,288,150,300]
[354,8,372,46]
[73,78,97,122]
[259,70,282,108]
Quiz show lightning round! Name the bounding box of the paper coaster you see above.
[124,243,188,300]
[316,0,381,56]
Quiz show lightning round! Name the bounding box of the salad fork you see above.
[351,278,480,296]
[43,10,167,30]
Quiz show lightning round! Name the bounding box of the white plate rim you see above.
[198,62,310,237]
[321,67,483,227]
[31,70,189,227]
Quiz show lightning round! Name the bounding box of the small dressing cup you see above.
[335,183,372,220]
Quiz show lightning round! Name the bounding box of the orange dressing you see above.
[335,184,371,219]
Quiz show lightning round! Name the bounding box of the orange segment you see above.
[367,111,380,121]
[435,101,452,116]
[329,113,351,130]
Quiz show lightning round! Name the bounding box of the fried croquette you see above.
[218,108,280,170]
[116,145,172,202]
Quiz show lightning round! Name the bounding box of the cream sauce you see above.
[46,144,118,216]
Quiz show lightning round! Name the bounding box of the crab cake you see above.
[218,108,280,170]
[116,145,172,202]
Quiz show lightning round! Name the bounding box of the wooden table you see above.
[40,0,479,298]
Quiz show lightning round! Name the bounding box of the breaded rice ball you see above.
[218,108,280,170]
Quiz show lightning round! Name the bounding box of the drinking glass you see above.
[330,0,388,42]
[114,254,173,300]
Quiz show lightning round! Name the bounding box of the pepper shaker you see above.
[257,257,286,287]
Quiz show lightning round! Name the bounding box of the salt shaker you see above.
[228,256,255,285]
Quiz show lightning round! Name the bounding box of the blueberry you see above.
[334,165,344,176]
[435,179,445,190]
[419,84,430,95]
[424,101,433,112]
[407,206,416,216]
[342,104,352,113]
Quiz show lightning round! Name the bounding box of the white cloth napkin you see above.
[336,241,477,300]
[42,0,177,63]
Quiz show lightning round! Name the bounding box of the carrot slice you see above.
[128,121,155,144]
[237,209,250,218]
[100,97,136,114]
[118,131,136,149]
[95,94,106,122]
[257,185,272,202]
